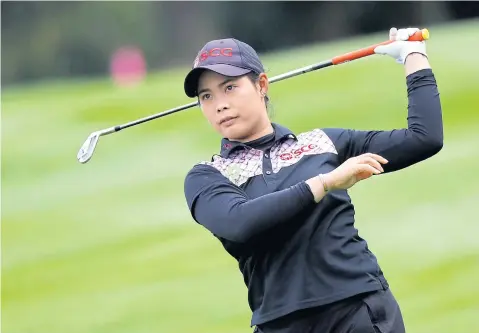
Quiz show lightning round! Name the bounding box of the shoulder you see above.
[183,160,224,208]
[301,127,354,149]
[293,127,346,154]
[186,150,263,188]
[183,155,248,209]
[184,158,224,184]
[304,127,348,139]
[296,127,337,139]
[184,153,244,188]
[185,154,235,180]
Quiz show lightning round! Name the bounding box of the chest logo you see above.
[279,144,318,160]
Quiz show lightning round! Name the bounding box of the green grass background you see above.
[3,19,479,333]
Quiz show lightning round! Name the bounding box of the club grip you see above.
[408,28,430,41]
[331,28,429,65]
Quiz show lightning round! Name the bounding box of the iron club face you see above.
[77,131,101,164]
[77,127,117,163]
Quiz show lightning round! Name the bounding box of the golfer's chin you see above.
[219,122,251,142]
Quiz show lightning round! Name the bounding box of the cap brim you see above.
[184,64,252,98]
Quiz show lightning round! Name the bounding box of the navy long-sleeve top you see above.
[184,68,443,327]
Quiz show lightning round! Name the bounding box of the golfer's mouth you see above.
[219,116,238,125]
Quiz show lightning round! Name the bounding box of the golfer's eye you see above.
[201,93,211,101]
[226,85,235,92]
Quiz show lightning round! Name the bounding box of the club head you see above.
[77,131,101,164]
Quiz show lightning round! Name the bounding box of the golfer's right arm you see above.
[184,155,385,243]
[184,165,319,243]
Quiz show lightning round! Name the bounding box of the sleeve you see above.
[323,68,443,173]
[183,163,316,243]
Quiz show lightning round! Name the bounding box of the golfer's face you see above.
[197,70,264,141]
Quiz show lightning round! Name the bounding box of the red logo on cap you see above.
[199,48,233,62]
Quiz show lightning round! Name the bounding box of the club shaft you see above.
[269,60,333,84]
[115,101,198,131]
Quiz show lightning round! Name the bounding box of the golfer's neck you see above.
[238,122,274,143]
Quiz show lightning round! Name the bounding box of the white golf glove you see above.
[374,27,427,64]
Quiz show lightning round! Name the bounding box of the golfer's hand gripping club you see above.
[331,28,429,65]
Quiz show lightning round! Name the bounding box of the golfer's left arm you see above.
[328,54,443,173]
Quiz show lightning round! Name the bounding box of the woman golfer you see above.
[183,27,443,333]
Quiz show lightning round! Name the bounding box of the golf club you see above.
[77,29,429,164]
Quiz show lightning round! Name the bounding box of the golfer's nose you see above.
[216,101,229,113]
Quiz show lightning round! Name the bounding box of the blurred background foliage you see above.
[2,1,479,86]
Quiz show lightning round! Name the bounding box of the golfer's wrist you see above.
[305,174,331,203]
[404,53,430,75]
[318,174,332,192]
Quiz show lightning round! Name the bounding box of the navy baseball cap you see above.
[184,38,265,98]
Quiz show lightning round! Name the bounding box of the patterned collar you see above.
[219,123,297,158]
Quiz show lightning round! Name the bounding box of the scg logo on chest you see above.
[279,144,318,160]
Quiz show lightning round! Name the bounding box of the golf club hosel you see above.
[102,127,117,135]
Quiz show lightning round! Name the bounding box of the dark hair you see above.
[246,72,273,117]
